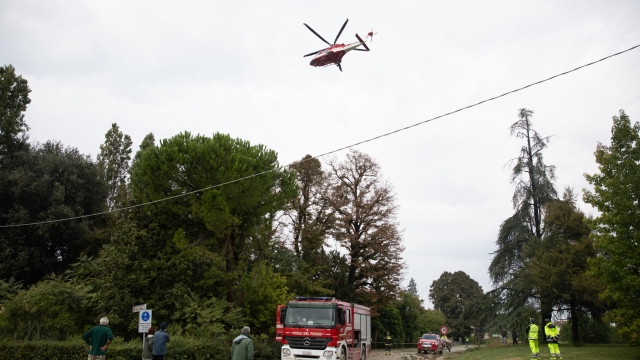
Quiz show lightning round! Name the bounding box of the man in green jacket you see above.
[231,326,254,360]
[82,317,114,360]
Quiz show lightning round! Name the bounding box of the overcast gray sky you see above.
[2,1,639,306]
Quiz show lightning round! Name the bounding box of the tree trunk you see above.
[525,122,543,239]
[570,296,580,345]
[225,232,237,306]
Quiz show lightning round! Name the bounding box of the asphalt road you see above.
[369,345,466,360]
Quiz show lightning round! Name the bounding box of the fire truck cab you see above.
[277,296,371,360]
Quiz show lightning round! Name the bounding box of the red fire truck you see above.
[276,297,371,360]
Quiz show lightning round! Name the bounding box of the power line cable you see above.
[2,43,639,228]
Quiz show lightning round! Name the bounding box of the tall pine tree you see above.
[489,108,557,323]
[97,123,132,210]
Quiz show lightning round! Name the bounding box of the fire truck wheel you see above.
[339,347,347,360]
[360,346,366,360]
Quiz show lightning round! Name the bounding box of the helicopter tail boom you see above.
[355,33,370,51]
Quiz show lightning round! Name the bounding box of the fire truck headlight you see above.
[282,348,291,356]
[323,350,334,357]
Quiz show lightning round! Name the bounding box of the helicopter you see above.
[303,18,375,72]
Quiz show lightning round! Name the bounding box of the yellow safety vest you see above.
[528,324,539,340]
[545,322,559,338]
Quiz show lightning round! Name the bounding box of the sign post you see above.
[134,303,151,346]
[139,309,153,333]
[440,325,449,335]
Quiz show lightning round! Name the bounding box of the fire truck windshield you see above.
[285,303,336,328]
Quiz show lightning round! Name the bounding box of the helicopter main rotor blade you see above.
[303,49,324,57]
[333,18,349,45]
[303,23,331,46]
[337,63,342,72]
[352,48,369,51]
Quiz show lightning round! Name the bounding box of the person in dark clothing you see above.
[384,333,392,355]
[512,328,518,345]
[142,326,156,360]
[153,322,170,360]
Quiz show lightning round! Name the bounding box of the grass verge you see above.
[446,342,640,360]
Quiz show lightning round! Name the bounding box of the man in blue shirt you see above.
[153,322,170,360]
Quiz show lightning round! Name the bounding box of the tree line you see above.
[419,109,639,347]
[0,65,437,347]
[3,64,638,349]
[456,108,639,345]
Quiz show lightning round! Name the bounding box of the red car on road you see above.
[417,333,443,355]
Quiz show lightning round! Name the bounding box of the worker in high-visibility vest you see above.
[544,318,562,359]
[441,334,452,351]
[384,333,392,355]
[527,318,540,359]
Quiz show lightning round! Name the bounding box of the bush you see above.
[253,334,283,359]
[0,334,281,360]
[0,277,87,341]
[559,314,624,344]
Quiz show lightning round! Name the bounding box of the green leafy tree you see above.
[396,291,423,343]
[0,141,107,285]
[584,110,640,344]
[97,123,132,210]
[522,189,603,345]
[237,261,290,334]
[415,309,446,336]
[132,132,155,167]
[0,278,22,306]
[429,271,483,339]
[489,108,557,323]
[70,220,235,338]
[328,149,405,311]
[175,296,244,340]
[321,249,351,300]
[372,304,404,345]
[130,132,297,305]
[277,155,334,296]
[407,278,418,297]
[284,155,334,261]
[0,64,31,157]
[0,67,107,286]
[0,276,86,340]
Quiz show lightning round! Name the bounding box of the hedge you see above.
[0,336,282,360]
